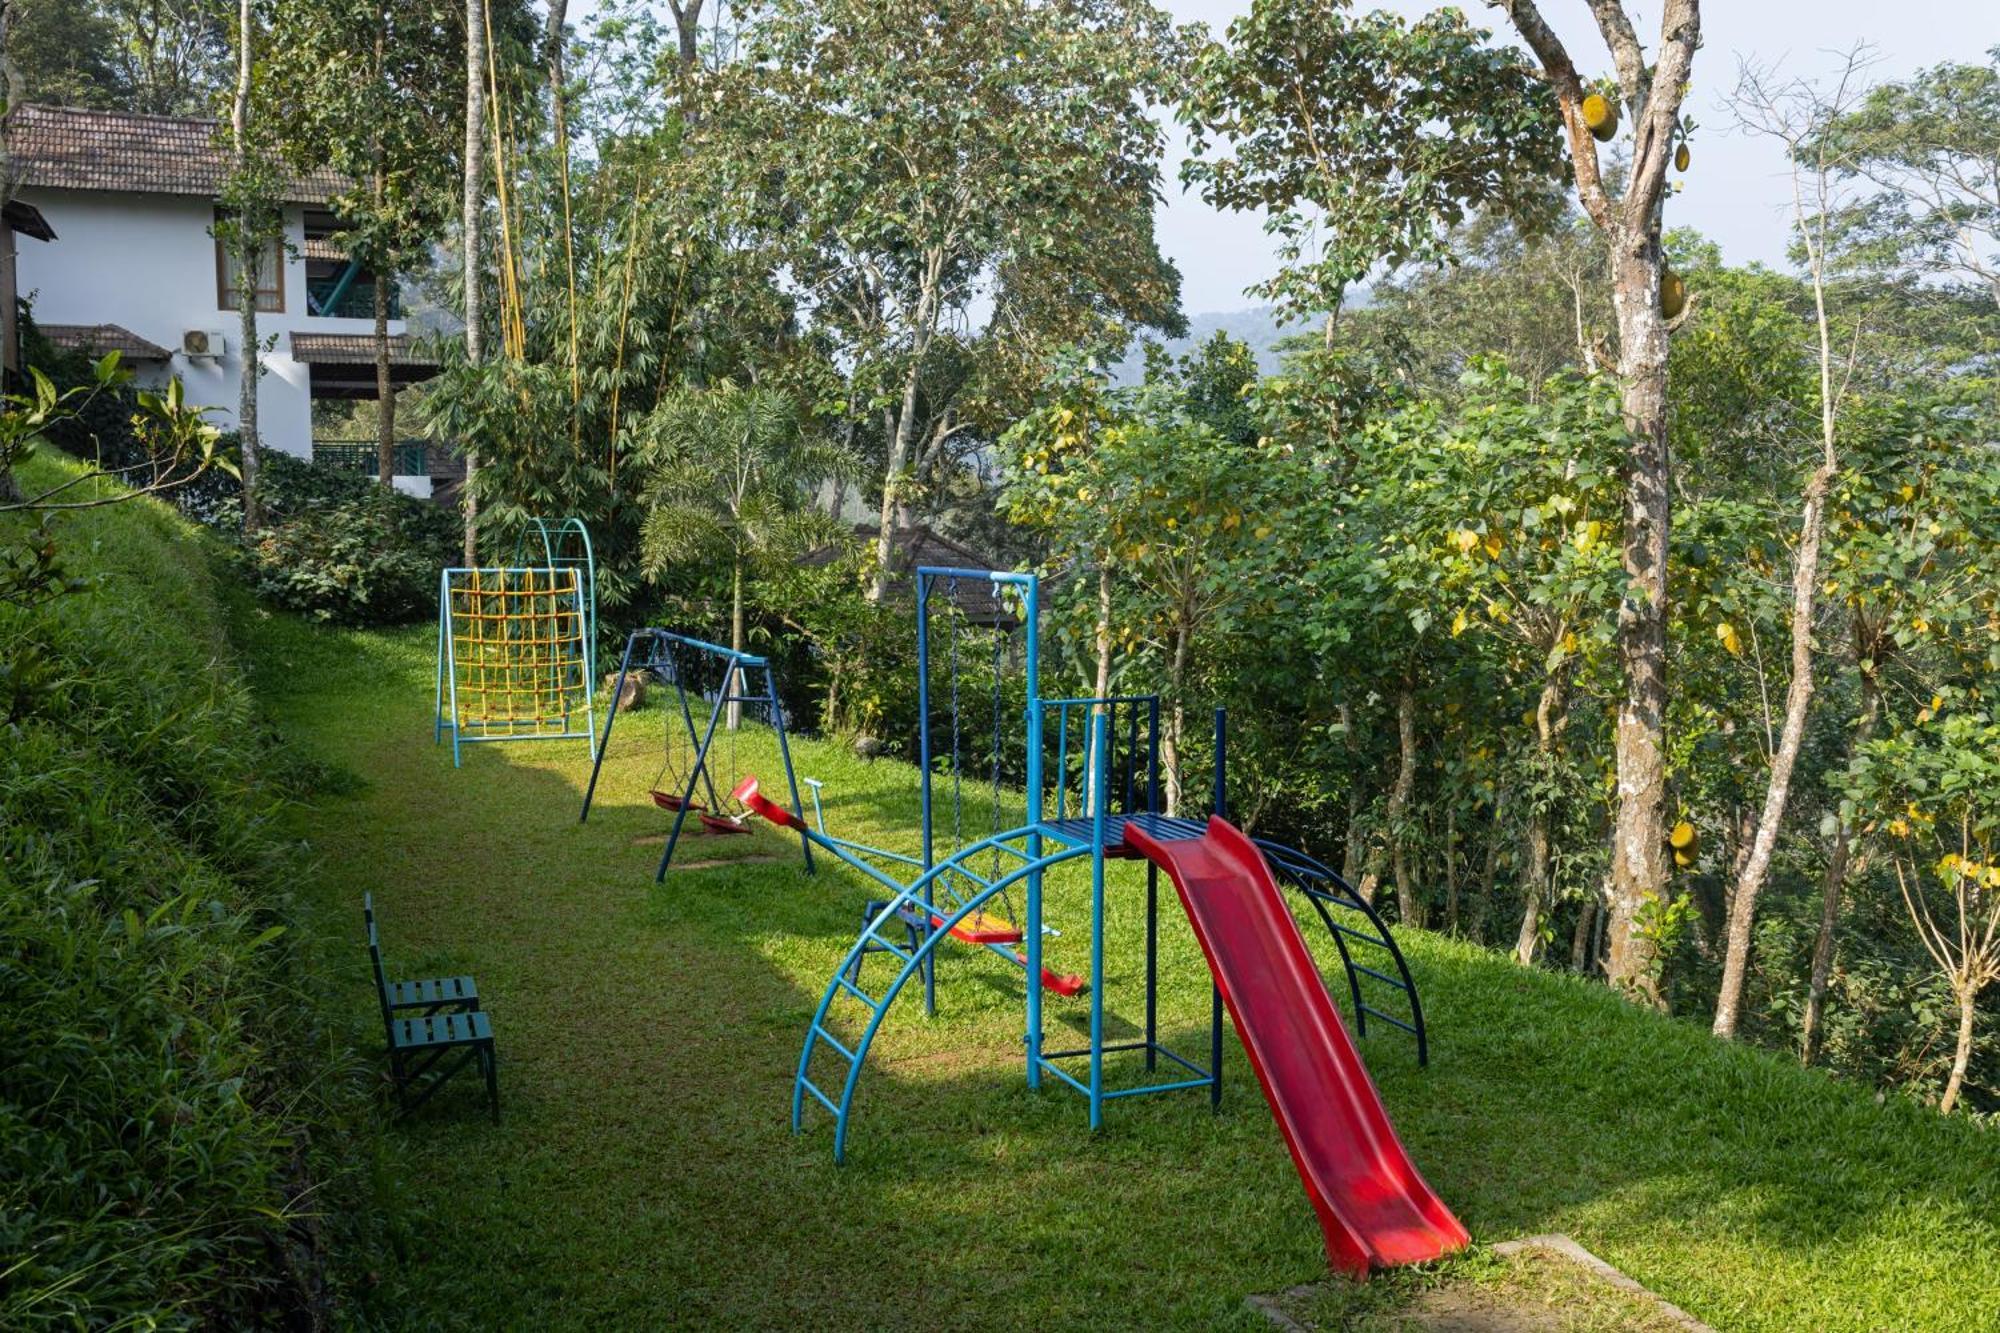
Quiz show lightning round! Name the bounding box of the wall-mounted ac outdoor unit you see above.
[182,328,227,359]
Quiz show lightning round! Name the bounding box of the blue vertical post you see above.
[579,630,641,821]
[1088,707,1109,1129]
[767,663,816,874]
[1210,706,1227,1109]
[1021,574,1044,1091]
[915,574,937,1016]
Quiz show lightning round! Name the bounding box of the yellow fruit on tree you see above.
[1670,820,1697,850]
[1582,93,1619,141]
[1660,270,1688,319]
[1675,142,1691,172]
[1674,847,1696,869]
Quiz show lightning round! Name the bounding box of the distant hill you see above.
[1110,295,1369,384]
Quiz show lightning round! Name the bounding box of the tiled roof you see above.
[3,104,346,204]
[302,234,348,261]
[803,524,1021,627]
[39,323,171,360]
[289,332,437,367]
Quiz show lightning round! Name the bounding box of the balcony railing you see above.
[313,439,427,477]
[306,275,401,320]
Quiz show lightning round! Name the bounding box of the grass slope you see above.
[244,609,2000,1331]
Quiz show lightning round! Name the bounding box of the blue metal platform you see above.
[1039,812,1208,854]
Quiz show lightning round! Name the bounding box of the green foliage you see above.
[6,0,230,115]
[0,455,371,1326]
[1814,46,2000,300]
[1181,0,1567,320]
[227,452,458,625]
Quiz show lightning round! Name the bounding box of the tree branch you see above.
[1492,0,1614,231]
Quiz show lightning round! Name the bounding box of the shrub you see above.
[0,454,370,1326]
[201,452,456,626]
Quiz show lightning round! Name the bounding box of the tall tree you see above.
[1182,0,1565,331]
[1490,0,1702,1006]
[715,0,1188,600]
[461,0,486,561]
[220,0,273,529]
[261,0,463,490]
[1817,46,2000,310]
[1709,53,1868,1039]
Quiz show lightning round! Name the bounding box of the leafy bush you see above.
[219,452,458,626]
[0,454,370,1326]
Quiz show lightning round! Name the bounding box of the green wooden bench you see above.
[363,894,480,1015]
[364,897,498,1122]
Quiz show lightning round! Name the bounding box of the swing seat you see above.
[929,910,1024,945]
[650,790,704,813]
[698,811,753,836]
[731,775,805,831]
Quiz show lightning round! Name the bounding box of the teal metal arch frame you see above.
[512,517,598,693]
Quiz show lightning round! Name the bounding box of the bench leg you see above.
[482,1041,500,1124]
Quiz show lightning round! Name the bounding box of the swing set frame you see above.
[579,628,815,881]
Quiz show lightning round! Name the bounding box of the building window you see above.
[214,211,284,313]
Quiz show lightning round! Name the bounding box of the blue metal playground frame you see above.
[769,565,1429,1162]
[579,628,815,881]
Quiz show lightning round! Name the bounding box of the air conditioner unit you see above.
[182,328,227,359]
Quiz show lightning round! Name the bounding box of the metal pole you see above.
[1145,861,1158,1071]
[1023,574,1044,1091]
[767,663,816,874]
[915,573,936,1016]
[1088,707,1108,1130]
[1210,706,1227,1108]
[580,629,640,822]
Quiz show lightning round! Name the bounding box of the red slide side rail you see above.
[1126,815,1468,1277]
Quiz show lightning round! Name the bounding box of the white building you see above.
[7,104,445,496]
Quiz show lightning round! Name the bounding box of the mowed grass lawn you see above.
[241,607,2000,1331]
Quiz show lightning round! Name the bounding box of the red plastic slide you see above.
[1125,815,1469,1277]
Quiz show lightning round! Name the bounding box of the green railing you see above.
[313,440,427,477]
[307,275,401,320]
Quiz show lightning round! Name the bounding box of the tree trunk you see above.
[460,0,487,564]
[1081,560,1113,812]
[1473,785,1506,946]
[1715,158,1846,1036]
[368,19,392,490]
[667,0,703,73]
[868,355,927,601]
[1388,682,1422,928]
[1161,618,1188,816]
[1602,227,1673,1007]
[1801,673,1881,1066]
[1444,802,1460,935]
[1570,892,1598,972]
[1517,668,1570,966]
[231,0,261,531]
[1712,467,1831,1037]
[1939,984,1978,1115]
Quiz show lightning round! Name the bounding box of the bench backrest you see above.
[367,922,396,1036]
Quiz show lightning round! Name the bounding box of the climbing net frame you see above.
[434,565,598,767]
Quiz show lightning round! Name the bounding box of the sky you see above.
[1156,1,1997,311]
[578,1,1997,315]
